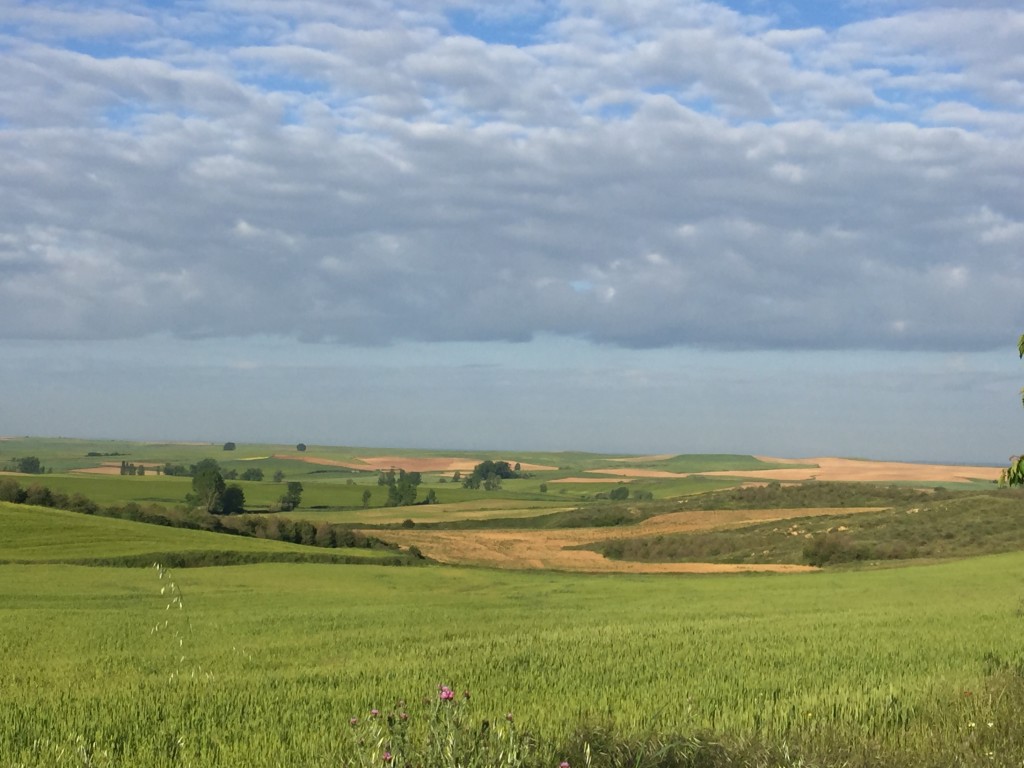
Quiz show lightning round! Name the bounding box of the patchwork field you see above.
[1,437,1022,767]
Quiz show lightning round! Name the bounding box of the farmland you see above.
[1,437,1022,766]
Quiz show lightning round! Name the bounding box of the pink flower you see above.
[371,709,380,718]
[349,717,358,727]
[382,751,392,763]
[439,685,455,701]
[560,762,570,768]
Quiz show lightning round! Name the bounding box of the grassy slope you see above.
[2,555,1024,766]
[593,491,1024,566]
[0,502,395,565]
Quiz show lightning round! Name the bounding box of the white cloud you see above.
[0,0,1021,352]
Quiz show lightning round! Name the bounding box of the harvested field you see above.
[273,454,559,473]
[585,468,687,478]
[380,506,882,573]
[582,456,1001,484]
[702,456,1002,484]
[72,462,165,475]
[606,453,676,462]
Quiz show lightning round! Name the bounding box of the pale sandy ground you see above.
[273,454,558,473]
[380,507,882,574]
[702,456,1002,484]
[72,462,165,475]
[606,453,676,462]
[584,457,1001,484]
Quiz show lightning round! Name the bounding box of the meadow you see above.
[2,437,1023,766]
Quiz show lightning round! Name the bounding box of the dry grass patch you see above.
[380,506,883,573]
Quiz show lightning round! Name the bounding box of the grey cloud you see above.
[1,1,1022,350]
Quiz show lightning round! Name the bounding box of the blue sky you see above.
[0,0,1022,462]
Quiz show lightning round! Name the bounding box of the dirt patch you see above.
[550,476,635,484]
[274,454,559,473]
[585,457,1001,484]
[606,453,676,463]
[585,468,687,479]
[380,506,881,574]
[699,456,1001,484]
[72,462,165,475]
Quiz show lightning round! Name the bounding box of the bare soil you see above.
[581,457,1001,484]
[381,506,882,574]
[273,454,559,473]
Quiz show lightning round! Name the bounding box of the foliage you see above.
[223,442,236,451]
[14,456,43,474]
[1001,333,1024,487]
[240,468,264,481]
[594,491,1024,566]
[296,443,307,452]
[220,484,246,515]
[674,481,948,511]
[277,481,304,511]
[187,458,226,513]
[463,460,517,490]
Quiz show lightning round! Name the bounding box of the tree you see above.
[296,443,307,452]
[221,484,246,515]
[279,481,303,511]
[16,456,42,474]
[241,468,264,481]
[1002,333,1024,486]
[609,484,630,501]
[223,442,237,451]
[463,460,515,490]
[273,470,285,482]
[189,458,226,513]
[361,488,372,508]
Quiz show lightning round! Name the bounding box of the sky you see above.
[1,0,1022,463]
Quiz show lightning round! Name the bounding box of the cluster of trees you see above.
[372,469,441,507]
[0,477,397,555]
[184,459,302,515]
[5,456,47,475]
[119,461,147,476]
[462,460,519,490]
[0,478,99,513]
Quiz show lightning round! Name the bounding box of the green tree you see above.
[1002,333,1024,486]
[16,456,42,474]
[296,443,307,452]
[609,484,630,501]
[221,484,246,515]
[188,458,226,513]
[223,442,237,451]
[279,481,303,511]
[241,467,264,481]
[273,470,285,482]
[361,488,372,508]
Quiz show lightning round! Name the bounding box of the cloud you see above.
[0,0,1022,351]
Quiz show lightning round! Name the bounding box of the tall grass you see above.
[3,555,1024,766]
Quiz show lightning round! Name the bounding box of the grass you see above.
[592,491,1024,566]
[2,556,1024,766]
[0,502,403,566]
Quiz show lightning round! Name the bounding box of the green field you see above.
[3,438,1024,766]
[2,545,1023,766]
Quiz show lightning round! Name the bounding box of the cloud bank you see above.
[2,0,1022,351]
